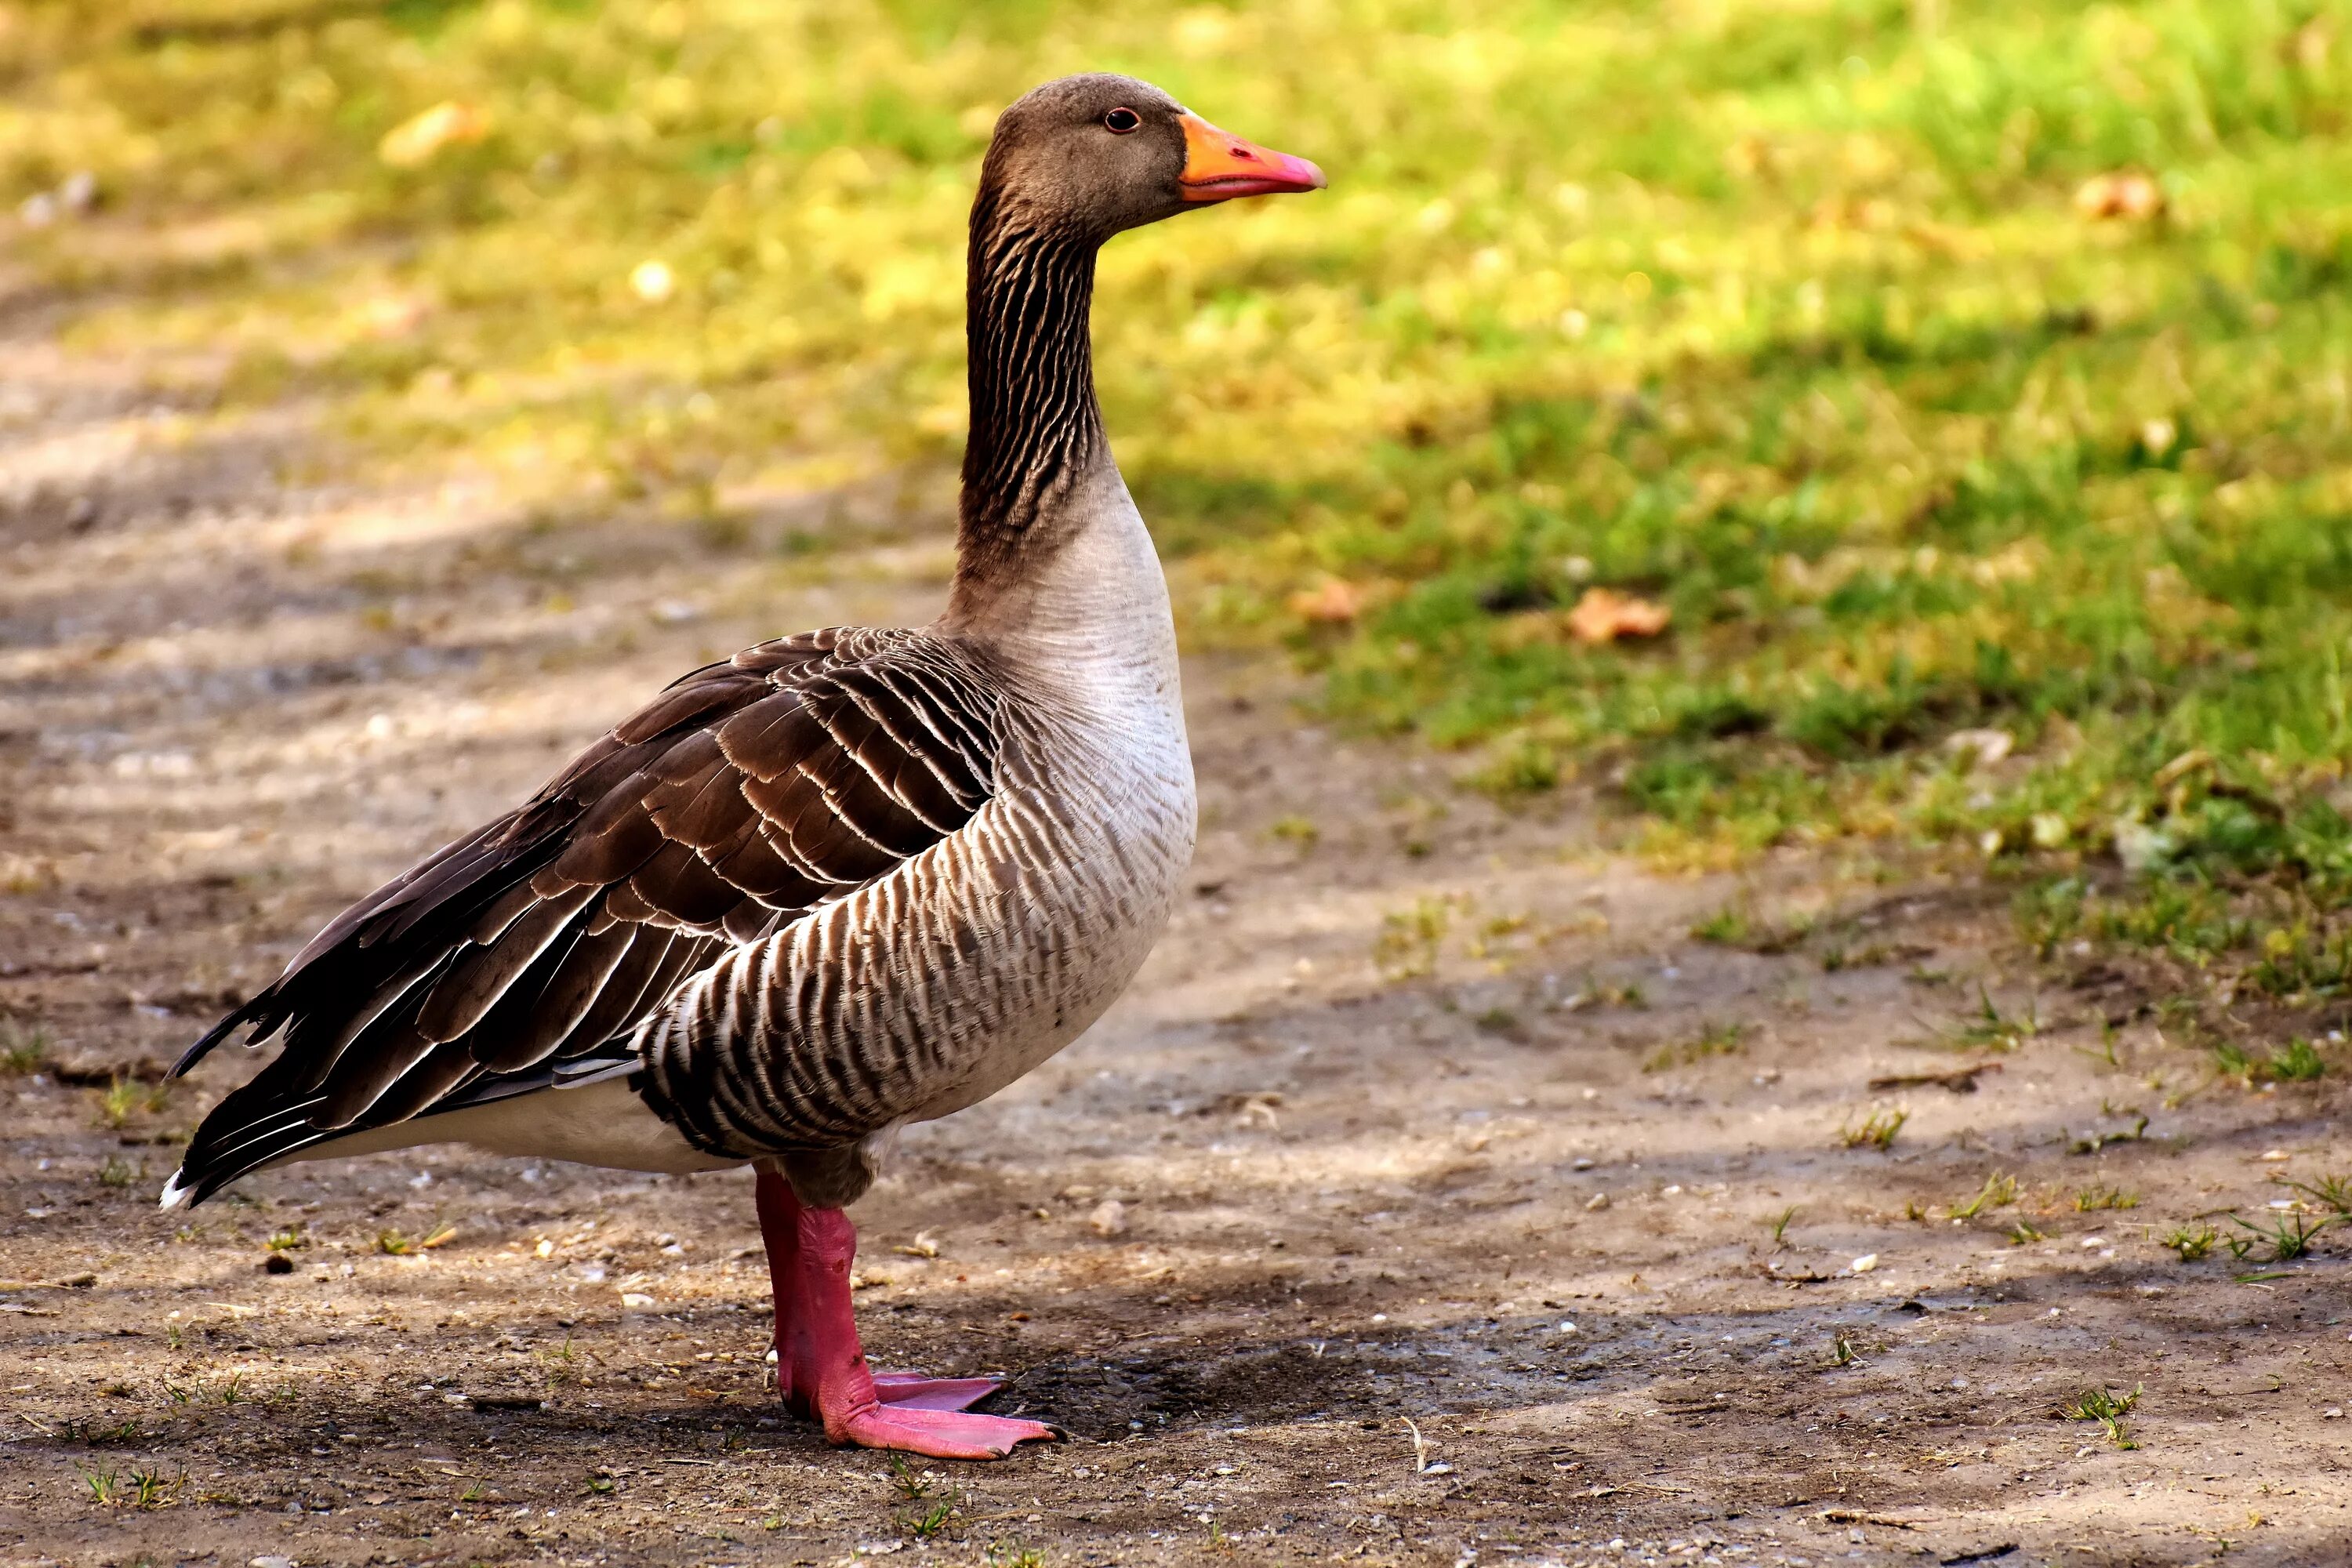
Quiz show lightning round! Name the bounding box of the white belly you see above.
[909,479,1198,1120]
[279,1077,743,1174]
[907,721,1194,1122]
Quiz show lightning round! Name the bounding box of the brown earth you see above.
[4,300,2352,1568]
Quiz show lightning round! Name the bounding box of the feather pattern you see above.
[168,628,1012,1205]
[634,662,1193,1159]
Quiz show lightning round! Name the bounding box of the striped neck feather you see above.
[950,181,1109,602]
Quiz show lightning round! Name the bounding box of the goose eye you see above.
[1102,107,1142,134]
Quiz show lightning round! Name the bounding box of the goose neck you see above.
[949,190,1109,605]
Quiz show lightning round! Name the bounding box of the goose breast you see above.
[637,681,1193,1152]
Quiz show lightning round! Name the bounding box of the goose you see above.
[160,73,1325,1461]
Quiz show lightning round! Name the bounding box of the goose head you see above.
[980,73,1326,242]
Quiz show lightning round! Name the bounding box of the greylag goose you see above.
[160,73,1324,1461]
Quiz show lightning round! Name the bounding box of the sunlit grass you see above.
[9,0,2352,983]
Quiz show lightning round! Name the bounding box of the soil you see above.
[5,297,2351,1568]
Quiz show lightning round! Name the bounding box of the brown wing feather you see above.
[168,628,1004,1205]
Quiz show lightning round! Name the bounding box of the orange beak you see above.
[1178,113,1327,202]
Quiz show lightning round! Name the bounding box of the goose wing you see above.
[165,626,1003,1206]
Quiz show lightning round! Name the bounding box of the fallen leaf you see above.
[1288,577,1366,624]
[379,102,490,169]
[1566,586,1671,644]
[2073,171,2165,222]
[1943,728,2013,768]
[2154,748,2212,789]
[353,292,430,340]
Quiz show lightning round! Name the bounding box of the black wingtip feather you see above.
[168,1094,339,1208]
[171,993,278,1080]
[173,1127,333,1209]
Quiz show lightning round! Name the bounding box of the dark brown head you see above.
[978,73,1325,243]
[951,75,1322,596]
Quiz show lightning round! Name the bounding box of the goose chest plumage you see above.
[162,74,1326,1460]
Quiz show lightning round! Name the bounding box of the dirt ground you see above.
[5,298,2352,1568]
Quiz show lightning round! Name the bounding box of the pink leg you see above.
[754,1168,1053,1458]
[757,1171,997,1411]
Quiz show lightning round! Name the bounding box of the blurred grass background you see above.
[7,0,2352,1000]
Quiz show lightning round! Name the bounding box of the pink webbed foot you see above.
[871,1372,1006,1412]
[835,1401,1057,1461]
[757,1168,1054,1460]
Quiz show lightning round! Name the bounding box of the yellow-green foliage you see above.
[9,0,2352,897]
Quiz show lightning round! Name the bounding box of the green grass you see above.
[2067,1109,2150,1153]
[2213,1033,2332,1086]
[1946,985,2041,1051]
[0,1019,52,1076]
[1372,894,1459,979]
[1690,902,1812,953]
[74,1463,120,1507]
[2284,1171,2352,1214]
[2161,1221,2217,1260]
[1949,1170,2018,1219]
[2229,1207,2333,1261]
[376,1218,457,1254]
[1838,1104,1907,1150]
[1642,1018,1748,1071]
[2059,1384,2142,1450]
[10,0,2352,950]
[89,1078,168,1131]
